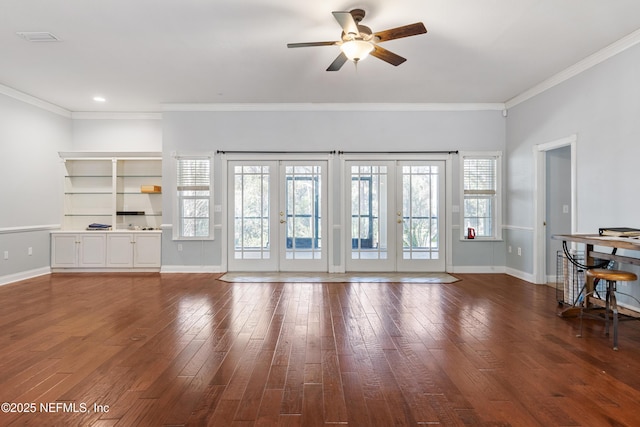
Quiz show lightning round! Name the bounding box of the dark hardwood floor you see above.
[1,272,640,426]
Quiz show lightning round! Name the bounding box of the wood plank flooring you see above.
[1,272,640,426]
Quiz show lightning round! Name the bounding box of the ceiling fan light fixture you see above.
[340,40,374,62]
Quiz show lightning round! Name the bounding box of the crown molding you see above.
[70,112,162,120]
[0,83,71,118]
[505,28,640,109]
[162,103,505,112]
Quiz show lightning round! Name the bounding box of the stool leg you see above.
[604,281,611,337]
[577,305,584,338]
[611,283,619,351]
[576,291,591,338]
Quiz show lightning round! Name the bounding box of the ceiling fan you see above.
[287,9,427,71]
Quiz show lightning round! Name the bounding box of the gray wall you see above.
[506,42,640,303]
[507,43,640,233]
[0,94,72,284]
[5,32,638,281]
[162,109,506,271]
[4,38,639,281]
[72,118,162,152]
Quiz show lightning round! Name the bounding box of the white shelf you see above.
[60,152,162,231]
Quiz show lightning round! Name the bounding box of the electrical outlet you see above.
[508,246,512,253]
[3,251,8,260]
[28,247,33,256]
[517,247,522,256]
[178,244,183,252]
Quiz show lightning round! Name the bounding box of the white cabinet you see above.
[133,233,162,267]
[52,231,161,271]
[106,233,135,267]
[80,234,108,267]
[51,233,106,268]
[51,234,78,267]
[53,152,163,272]
[106,232,161,268]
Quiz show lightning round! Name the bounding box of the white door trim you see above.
[223,153,333,272]
[341,154,452,272]
[533,134,577,284]
[278,160,328,272]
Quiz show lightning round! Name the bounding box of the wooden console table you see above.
[553,234,640,317]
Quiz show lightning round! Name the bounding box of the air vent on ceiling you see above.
[16,32,60,42]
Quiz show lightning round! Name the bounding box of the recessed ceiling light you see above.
[93,96,106,102]
[16,32,60,42]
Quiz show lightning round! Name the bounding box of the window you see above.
[175,156,213,239]
[461,152,501,239]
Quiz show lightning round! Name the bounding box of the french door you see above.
[227,160,327,272]
[346,160,445,272]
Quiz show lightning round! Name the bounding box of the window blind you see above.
[463,157,496,195]
[177,159,210,191]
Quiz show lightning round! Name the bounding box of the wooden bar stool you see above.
[578,268,638,350]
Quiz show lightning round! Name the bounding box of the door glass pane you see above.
[234,165,271,259]
[285,165,322,260]
[351,165,387,260]
[402,165,439,260]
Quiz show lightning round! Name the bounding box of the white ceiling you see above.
[2,0,640,113]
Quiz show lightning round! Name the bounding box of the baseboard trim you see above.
[160,265,223,273]
[0,267,51,286]
[0,265,539,285]
[449,265,506,274]
[51,268,161,273]
[505,267,536,284]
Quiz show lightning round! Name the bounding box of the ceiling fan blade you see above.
[374,22,427,43]
[332,11,359,36]
[287,41,339,48]
[326,52,348,71]
[370,45,407,66]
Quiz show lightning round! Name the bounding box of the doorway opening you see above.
[533,135,577,284]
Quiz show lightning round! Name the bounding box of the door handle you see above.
[280,219,286,224]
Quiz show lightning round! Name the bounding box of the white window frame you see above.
[459,151,502,241]
[174,155,214,240]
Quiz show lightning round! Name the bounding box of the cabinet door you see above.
[51,234,79,267]
[133,233,161,267]
[107,234,134,267]
[78,234,107,267]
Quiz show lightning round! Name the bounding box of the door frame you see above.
[343,159,396,272]
[220,152,334,272]
[532,134,577,284]
[395,159,447,272]
[339,153,453,272]
[278,160,328,272]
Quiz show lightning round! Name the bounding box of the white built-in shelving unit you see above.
[60,152,162,230]
[52,152,163,271]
